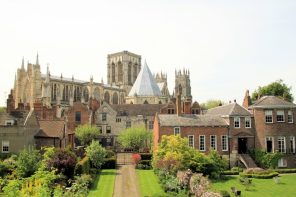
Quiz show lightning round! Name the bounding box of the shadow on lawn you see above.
[211,175,238,183]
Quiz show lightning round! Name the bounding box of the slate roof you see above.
[36,120,65,138]
[128,61,162,97]
[207,103,251,116]
[111,104,166,117]
[249,96,296,109]
[158,114,228,127]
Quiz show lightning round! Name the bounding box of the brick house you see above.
[249,96,296,168]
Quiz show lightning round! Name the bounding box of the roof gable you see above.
[207,103,251,116]
[249,96,296,109]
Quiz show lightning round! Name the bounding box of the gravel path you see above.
[113,153,140,197]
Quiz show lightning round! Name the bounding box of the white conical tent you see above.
[128,60,162,97]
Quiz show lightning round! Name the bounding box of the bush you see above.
[16,147,41,178]
[274,168,296,174]
[132,154,141,165]
[220,190,231,197]
[102,157,116,169]
[249,149,283,169]
[231,167,243,172]
[222,170,239,175]
[139,160,151,166]
[85,140,107,169]
[75,156,90,175]
[140,153,152,160]
[105,150,115,158]
[239,171,279,179]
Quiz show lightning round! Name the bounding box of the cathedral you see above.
[11,50,193,111]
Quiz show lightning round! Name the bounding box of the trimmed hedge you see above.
[102,157,116,169]
[222,170,239,175]
[139,160,151,166]
[75,156,90,175]
[239,171,279,179]
[274,168,296,174]
[139,153,152,161]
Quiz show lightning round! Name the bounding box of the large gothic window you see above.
[94,87,100,101]
[112,92,118,104]
[65,86,69,101]
[83,88,89,102]
[104,91,110,104]
[74,87,81,102]
[120,93,125,104]
[118,62,123,82]
[112,63,116,83]
[128,62,132,85]
[133,64,137,82]
[52,84,57,101]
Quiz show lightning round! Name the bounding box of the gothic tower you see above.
[175,69,192,101]
[107,51,141,93]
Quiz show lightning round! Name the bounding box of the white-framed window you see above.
[278,158,287,167]
[288,111,293,123]
[278,136,286,153]
[290,136,295,153]
[2,141,9,153]
[221,135,228,151]
[148,121,154,130]
[234,117,240,128]
[245,117,251,128]
[199,135,205,151]
[188,135,194,148]
[266,137,274,153]
[265,110,273,123]
[210,135,217,150]
[174,127,180,135]
[276,110,285,122]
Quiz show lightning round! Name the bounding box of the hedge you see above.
[139,153,152,161]
[239,171,279,179]
[274,168,296,174]
[102,157,116,169]
[222,170,239,175]
[75,156,90,175]
[139,160,151,166]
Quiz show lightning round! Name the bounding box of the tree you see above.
[75,124,100,145]
[85,140,106,169]
[200,100,224,110]
[16,147,41,178]
[252,79,294,102]
[117,127,152,150]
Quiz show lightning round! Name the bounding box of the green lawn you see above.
[211,174,296,197]
[88,169,116,197]
[137,169,166,197]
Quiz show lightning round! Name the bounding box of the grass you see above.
[211,174,296,197]
[88,169,116,197]
[137,169,166,197]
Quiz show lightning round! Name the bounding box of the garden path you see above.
[113,153,140,197]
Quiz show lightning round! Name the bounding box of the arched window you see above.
[104,91,110,104]
[118,62,123,82]
[65,86,69,101]
[133,64,137,82]
[120,93,125,104]
[74,87,81,102]
[52,84,57,101]
[112,92,119,104]
[112,63,116,83]
[128,62,132,85]
[94,87,100,101]
[83,88,89,102]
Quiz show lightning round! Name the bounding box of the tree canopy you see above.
[252,79,293,102]
[75,124,100,145]
[200,99,224,110]
[85,140,106,169]
[117,127,152,150]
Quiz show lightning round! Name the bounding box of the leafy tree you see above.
[200,100,224,110]
[75,124,100,145]
[117,127,152,150]
[0,107,6,113]
[252,79,294,102]
[85,140,106,169]
[16,147,41,178]
[47,149,77,178]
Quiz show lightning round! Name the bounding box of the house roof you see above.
[36,120,65,138]
[249,96,296,109]
[128,61,162,97]
[207,103,251,116]
[157,114,228,127]
[111,104,166,117]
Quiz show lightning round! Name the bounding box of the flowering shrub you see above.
[132,154,141,165]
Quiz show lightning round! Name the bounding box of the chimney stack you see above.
[243,89,252,108]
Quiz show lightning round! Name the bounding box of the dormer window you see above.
[276,110,285,122]
[5,120,14,126]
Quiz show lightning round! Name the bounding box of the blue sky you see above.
[0,0,296,106]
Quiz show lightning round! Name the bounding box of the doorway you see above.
[238,138,248,154]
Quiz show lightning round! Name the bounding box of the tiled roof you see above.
[249,96,296,109]
[36,120,65,138]
[111,104,166,117]
[157,114,228,127]
[207,103,251,116]
[128,61,162,97]
[0,113,16,125]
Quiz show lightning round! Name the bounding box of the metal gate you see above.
[116,153,133,165]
